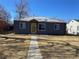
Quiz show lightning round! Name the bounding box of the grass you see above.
[36,35,79,59]
[0,37,31,59]
[0,34,79,59]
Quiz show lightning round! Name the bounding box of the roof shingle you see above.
[16,16,65,23]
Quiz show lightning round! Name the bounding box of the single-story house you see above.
[14,17,66,35]
[67,19,79,35]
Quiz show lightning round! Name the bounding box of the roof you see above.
[75,20,79,22]
[15,16,65,23]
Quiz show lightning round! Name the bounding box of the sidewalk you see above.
[27,36,43,59]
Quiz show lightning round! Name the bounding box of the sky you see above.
[0,0,79,22]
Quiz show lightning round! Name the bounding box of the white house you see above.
[67,20,79,35]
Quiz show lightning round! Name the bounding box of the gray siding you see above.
[37,22,47,34]
[36,22,66,35]
[46,22,66,35]
[14,21,30,34]
[47,23,66,34]
[14,20,66,35]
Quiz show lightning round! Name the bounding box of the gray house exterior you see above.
[14,17,66,35]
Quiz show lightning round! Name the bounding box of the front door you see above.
[31,23,37,34]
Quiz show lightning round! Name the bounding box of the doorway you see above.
[31,23,37,34]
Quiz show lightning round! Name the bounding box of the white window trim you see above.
[54,24,60,30]
[19,22,26,29]
[38,23,46,31]
[77,26,79,31]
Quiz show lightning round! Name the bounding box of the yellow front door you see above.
[31,23,37,34]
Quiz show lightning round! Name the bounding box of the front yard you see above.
[0,34,79,59]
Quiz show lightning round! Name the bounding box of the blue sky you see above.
[0,0,79,22]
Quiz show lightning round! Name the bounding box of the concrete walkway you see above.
[27,36,43,59]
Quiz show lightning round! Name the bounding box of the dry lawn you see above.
[0,37,30,59]
[0,34,79,59]
[37,35,79,59]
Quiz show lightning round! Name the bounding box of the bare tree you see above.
[15,0,28,20]
[0,5,11,23]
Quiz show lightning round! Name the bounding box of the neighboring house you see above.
[5,23,14,31]
[0,19,7,31]
[0,19,13,32]
[67,20,79,35]
[14,17,66,35]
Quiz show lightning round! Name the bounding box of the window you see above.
[38,23,46,31]
[77,26,79,31]
[54,24,60,30]
[19,22,26,29]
